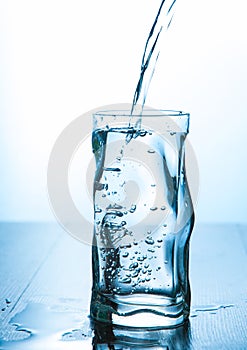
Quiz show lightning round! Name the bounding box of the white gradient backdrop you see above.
[1,0,247,223]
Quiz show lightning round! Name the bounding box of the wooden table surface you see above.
[0,222,246,349]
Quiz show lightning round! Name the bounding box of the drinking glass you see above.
[90,109,194,328]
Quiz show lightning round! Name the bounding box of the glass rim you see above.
[93,109,190,118]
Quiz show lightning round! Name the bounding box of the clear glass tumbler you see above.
[90,109,194,328]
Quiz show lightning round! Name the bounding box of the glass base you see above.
[92,318,191,348]
[90,292,189,329]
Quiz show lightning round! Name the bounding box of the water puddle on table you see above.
[0,302,92,349]
[190,303,234,317]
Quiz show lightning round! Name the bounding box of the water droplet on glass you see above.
[150,206,158,211]
[160,206,166,210]
[148,149,155,153]
[122,252,129,258]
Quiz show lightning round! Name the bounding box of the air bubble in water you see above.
[129,204,136,213]
[145,237,155,245]
[103,167,121,172]
[137,256,145,261]
[132,271,139,278]
[129,262,139,270]
[121,277,132,284]
[120,243,131,248]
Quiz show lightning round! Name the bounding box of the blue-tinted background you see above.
[1,0,246,223]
